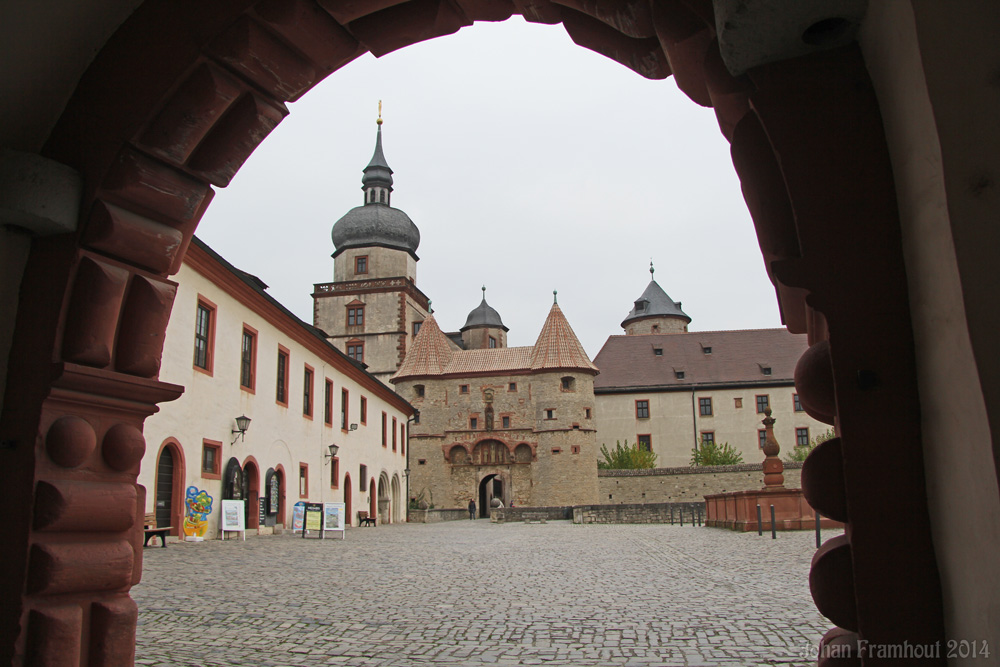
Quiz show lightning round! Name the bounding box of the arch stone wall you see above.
[0,1,956,663]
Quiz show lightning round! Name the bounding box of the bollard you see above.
[770,504,777,540]
[670,507,674,525]
[815,511,821,549]
[680,508,684,527]
[756,504,763,536]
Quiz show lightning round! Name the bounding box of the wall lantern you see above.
[231,415,251,444]
[325,444,339,460]
[349,423,358,431]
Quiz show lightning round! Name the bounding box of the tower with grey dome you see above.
[313,114,431,385]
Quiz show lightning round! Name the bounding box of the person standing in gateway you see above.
[468,499,476,520]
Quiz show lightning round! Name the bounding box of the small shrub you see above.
[598,439,658,469]
[784,428,836,462]
[690,440,744,466]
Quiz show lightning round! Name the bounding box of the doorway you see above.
[154,447,174,528]
[478,474,504,518]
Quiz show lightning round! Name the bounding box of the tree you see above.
[784,428,836,462]
[598,439,658,469]
[690,440,744,466]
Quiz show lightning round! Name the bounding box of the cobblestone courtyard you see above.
[134,521,838,666]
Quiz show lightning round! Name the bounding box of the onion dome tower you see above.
[330,111,420,261]
[621,262,691,335]
[313,105,430,386]
[460,286,508,349]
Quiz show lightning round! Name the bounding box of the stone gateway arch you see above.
[2,1,999,665]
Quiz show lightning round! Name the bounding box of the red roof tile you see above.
[530,303,599,373]
[391,314,452,380]
[593,329,808,391]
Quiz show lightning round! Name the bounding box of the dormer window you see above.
[653,348,663,356]
[761,366,772,376]
[702,346,712,354]
[674,370,685,379]
[634,299,648,313]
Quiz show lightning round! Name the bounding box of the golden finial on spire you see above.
[377,100,383,126]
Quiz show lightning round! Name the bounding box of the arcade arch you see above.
[2,2,979,663]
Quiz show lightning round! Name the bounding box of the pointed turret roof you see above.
[361,122,394,190]
[461,287,508,332]
[530,298,598,373]
[621,277,690,329]
[391,313,453,381]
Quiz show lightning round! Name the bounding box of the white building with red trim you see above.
[141,237,413,538]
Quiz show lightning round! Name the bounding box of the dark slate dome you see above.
[461,289,508,332]
[331,204,420,258]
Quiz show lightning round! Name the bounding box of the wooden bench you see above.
[523,512,547,524]
[143,512,172,548]
[358,511,377,527]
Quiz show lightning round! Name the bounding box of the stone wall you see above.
[598,463,803,504]
[573,502,707,524]
[407,508,468,523]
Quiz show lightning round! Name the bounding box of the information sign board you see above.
[302,502,323,539]
[323,502,346,539]
[220,499,245,541]
[292,501,305,532]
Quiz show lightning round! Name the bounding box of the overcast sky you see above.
[195,16,782,359]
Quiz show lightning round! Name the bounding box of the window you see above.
[355,256,368,274]
[382,412,387,447]
[324,379,333,425]
[470,417,478,429]
[796,428,810,446]
[201,440,222,478]
[561,376,575,391]
[674,370,685,379]
[193,298,215,373]
[240,326,257,390]
[276,347,289,405]
[360,396,367,424]
[460,384,469,394]
[414,384,425,399]
[346,340,364,363]
[400,423,405,454]
[653,348,663,356]
[303,365,314,417]
[701,431,715,446]
[347,305,365,326]
[508,382,517,392]
[341,388,348,430]
[761,366,772,376]
[329,457,339,489]
[585,408,591,419]
[413,321,422,336]
[702,346,712,354]
[545,409,555,420]
[359,464,367,490]
[651,324,660,333]
[793,394,804,412]
[502,416,510,429]
[734,397,743,409]
[571,445,580,454]
[489,336,497,348]
[758,429,768,448]
[636,400,649,419]
[756,394,770,413]
[637,434,652,452]
[299,463,308,498]
[392,417,398,449]
[699,397,713,416]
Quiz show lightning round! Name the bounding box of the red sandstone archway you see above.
[242,456,261,530]
[0,2,953,664]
